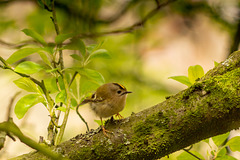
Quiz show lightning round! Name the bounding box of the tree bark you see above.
[14,51,240,160]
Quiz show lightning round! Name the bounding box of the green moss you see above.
[133,121,152,136]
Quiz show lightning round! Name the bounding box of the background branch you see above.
[75,0,177,39]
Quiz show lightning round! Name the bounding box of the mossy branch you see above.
[14,51,240,159]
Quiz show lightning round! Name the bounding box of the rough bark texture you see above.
[14,51,240,160]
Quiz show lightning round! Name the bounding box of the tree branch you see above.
[74,0,177,39]
[14,51,240,159]
[0,39,36,49]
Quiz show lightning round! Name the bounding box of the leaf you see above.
[86,44,97,53]
[188,65,204,84]
[94,120,106,126]
[14,61,44,74]
[14,77,40,93]
[55,33,75,44]
[70,54,83,61]
[55,90,66,104]
[202,138,209,144]
[214,61,219,67]
[212,132,229,147]
[56,106,66,112]
[22,29,47,46]
[215,155,237,160]
[39,46,54,55]
[86,41,105,53]
[79,76,99,97]
[43,78,59,93]
[226,136,240,152]
[88,49,111,61]
[14,94,45,119]
[71,98,78,108]
[177,150,204,160]
[73,68,105,85]
[168,76,192,87]
[7,48,40,64]
[62,39,86,55]
[38,52,51,66]
[217,147,227,157]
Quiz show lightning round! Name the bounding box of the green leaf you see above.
[202,138,209,144]
[14,94,45,119]
[226,136,240,152]
[55,90,66,104]
[70,54,83,61]
[88,49,111,61]
[177,150,204,160]
[39,46,54,55]
[22,29,47,46]
[94,120,106,126]
[55,33,75,44]
[214,61,219,67]
[43,78,59,93]
[56,106,66,112]
[79,76,99,97]
[73,68,105,85]
[215,155,237,160]
[7,48,40,64]
[14,77,40,93]
[86,41,105,53]
[188,65,204,84]
[168,76,192,87]
[62,39,86,55]
[71,98,78,108]
[212,132,229,147]
[38,52,51,66]
[14,61,44,74]
[86,44,97,53]
[217,147,227,157]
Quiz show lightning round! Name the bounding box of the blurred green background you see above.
[0,0,239,159]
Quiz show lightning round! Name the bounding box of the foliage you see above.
[0,23,110,145]
[169,65,205,87]
[176,133,240,160]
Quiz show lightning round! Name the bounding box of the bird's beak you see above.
[121,91,132,95]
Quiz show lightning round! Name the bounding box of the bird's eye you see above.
[117,90,122,94]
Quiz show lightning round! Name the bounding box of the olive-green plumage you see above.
[80,83,131,136]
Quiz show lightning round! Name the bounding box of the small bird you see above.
[80,83,132,136]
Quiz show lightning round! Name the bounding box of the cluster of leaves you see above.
[177,132,240,160]
[3,28,110,145]
[169,64,205,87]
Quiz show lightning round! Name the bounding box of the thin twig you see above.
[50,0,72,145]
[49,115,61,128]
[0,39,36,49]
[76,104,89,132]
[51,0,64,70]
[6,91,21,121]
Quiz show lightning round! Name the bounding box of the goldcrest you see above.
[80,83,132,136]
